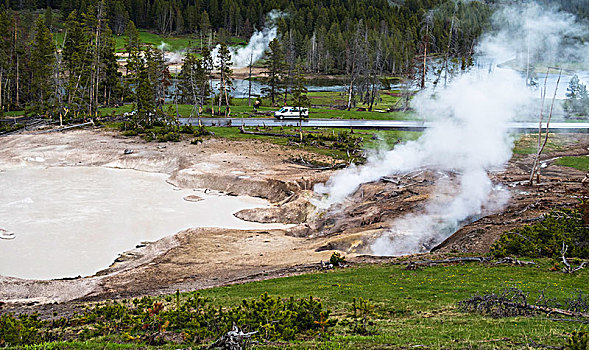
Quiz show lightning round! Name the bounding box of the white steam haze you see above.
[212,10,285,68]
[314,1,588,256]
[156,42,184,64]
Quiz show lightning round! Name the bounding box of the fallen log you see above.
[288,156,346,170]
[401,256,535,268]
[460,288,589,319]
[404,257,490,267]
[239,125,296,137]
[494,257,535,266]
[208,325,257,350]
[33,120,95,134]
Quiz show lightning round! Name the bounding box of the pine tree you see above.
[44,6,53,32]
[29,17,55,115]
[291,63,309,117]
[215,42,233,116]
[63,10,93,115]
[201,46,214,115]
[564,75,589,118]
[98,16,123,106]
[178,52,210,113]
[0,8,11,113]
[124,20,142,102]
[134,65,155,128]
[261,37,286,106]
[125,20,141,76]
[144,45,168,109]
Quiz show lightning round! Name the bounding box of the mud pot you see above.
[0,166,289,280]
[1,129,588,316]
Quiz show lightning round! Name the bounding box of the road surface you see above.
[180,117,589,133]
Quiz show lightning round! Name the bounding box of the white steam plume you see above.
[156,41,185,64]
[212,10,285,68]
[314,1,588,256]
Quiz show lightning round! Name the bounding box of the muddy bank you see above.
[296,134,589,255]
[0,130,337,306]
[2,129,588,311]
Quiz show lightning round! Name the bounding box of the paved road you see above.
[180,117,589,133]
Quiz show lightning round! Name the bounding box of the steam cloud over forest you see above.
[211,10,284,68]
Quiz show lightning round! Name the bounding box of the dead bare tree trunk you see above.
[14,19,19,108]
[421,26,428,90]
[247,50,252,107]
[529,68,562,185]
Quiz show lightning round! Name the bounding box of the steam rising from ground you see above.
[480,2,589,65]
[212,10,285,68]
[158,10,285,69]
[314,1,587,256]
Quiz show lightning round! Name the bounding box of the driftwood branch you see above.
[494,257,535,266]
[404,257,490,269]
[289,156,346,170]
[402,257,534,270]
[208,325,257,350]
[561,242,587,273]
[460,288,589,319]
[34,120,95,134]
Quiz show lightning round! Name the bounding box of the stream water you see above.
[0,166,285,280]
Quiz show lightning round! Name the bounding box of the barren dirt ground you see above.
[1,129,588,317]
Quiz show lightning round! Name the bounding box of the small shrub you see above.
[193,126,212,137]
[565,330,589,350]
[122,130,138,136]
[156,132,180,142]
[0,122,24,134]
[341,297,375,335]
[0,313,44,346]
[180,125,194,134]
[329,252,346,267]
[490,208,589,258]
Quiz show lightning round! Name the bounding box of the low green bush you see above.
[0,293,335,347]
[0,313,44,346]
[566,330,589,350]
[490,209,589,258]
[156,132,180,142]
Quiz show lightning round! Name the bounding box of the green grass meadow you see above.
[7,261,588,349]
[555,156,589,171]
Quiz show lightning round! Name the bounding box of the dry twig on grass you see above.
[208,325,257,350]
[460,288,589,320]
[561,242,587,274]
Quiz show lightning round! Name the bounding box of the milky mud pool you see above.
[0,166,288,280]
[0,130,340,305]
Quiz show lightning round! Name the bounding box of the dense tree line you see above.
[0,0,495,116]
[3,0,492,74]
[538,0,589,20]
[0,5,126,117]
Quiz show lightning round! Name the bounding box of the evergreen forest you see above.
[0,0,587,119]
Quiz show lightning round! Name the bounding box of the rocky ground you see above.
[1,128,588,317]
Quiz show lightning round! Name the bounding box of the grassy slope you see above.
[512,133,571,155]
[12,261,588,349]
[98,92,413,120]
[555,156,589,171]
[53,29,247,52]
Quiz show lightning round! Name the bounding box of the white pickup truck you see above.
[273,106,309,119]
